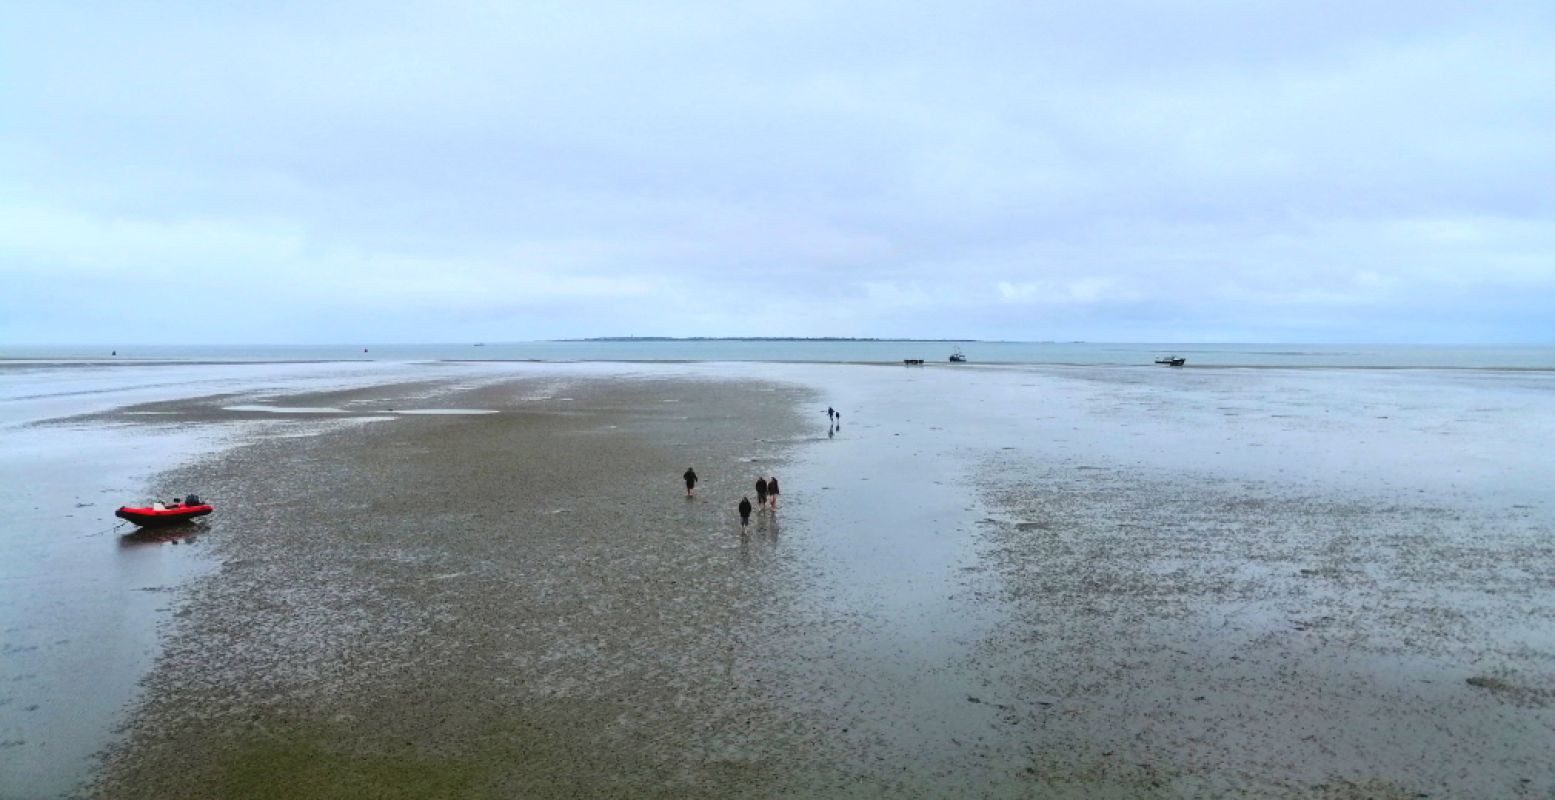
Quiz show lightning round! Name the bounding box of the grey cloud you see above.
[1,1,1551,343]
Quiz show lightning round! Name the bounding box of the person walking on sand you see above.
[755,476,768,509]
[738,496,753,531]
[683,467,698,497]
[767,476,780,510]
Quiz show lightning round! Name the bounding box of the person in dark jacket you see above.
[738,496,753,530]
[767,476,780,509]
[683,467,698,497]
[755,477,768,508]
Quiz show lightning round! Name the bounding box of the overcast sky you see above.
[2,1,1552,344]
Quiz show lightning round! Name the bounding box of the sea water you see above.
[4,341,1554,369]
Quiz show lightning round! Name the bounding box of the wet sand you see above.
[6,361,1552,798]
[973,464,1554,796]
[86,371,830,798]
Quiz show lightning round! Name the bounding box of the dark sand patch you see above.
[47,377,480,427]
[970,454,1555,797]
[90,375,846,799]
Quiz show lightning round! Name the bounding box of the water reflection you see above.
[118,524,204,548]
[736,511,785,567]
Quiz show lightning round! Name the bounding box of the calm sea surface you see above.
[5,341,1555,369]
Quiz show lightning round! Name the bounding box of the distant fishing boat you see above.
[949,351,967,362]
[1154,356,1186,367]
[903,359,925,366]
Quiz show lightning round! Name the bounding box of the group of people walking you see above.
[738,476,779,528]
[681,467,780,531]
[679,405,839,533]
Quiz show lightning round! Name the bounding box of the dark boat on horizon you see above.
[1154,356,1186,367]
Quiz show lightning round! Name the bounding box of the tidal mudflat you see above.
[3,360,1552,798]
[0,360,467,797]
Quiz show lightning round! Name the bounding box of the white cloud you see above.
[996,278,1137,305]
[0,204,306,276]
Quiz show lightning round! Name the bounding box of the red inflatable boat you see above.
[115,498,213,527]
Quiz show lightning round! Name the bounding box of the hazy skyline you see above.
[3,1,1552,344]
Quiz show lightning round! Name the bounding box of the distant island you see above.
[560,336,978,342]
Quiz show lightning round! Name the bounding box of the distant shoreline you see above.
[557,336,982,342]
